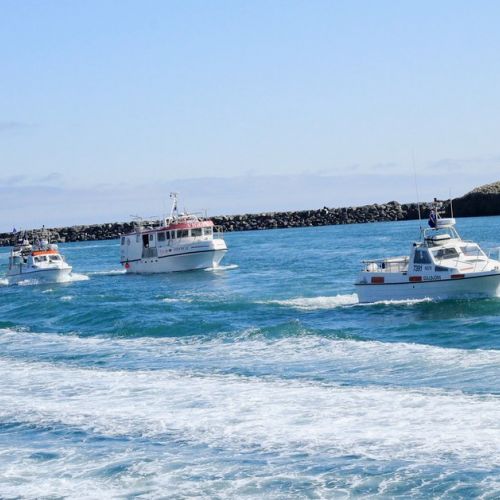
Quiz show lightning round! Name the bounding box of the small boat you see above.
[355,202,500,303]
[120,193,228,273]
[7,234,72,284]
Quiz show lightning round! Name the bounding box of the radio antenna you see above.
[449,188,455,219]
[412,151,422,229]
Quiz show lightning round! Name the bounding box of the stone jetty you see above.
[1,181,499,247]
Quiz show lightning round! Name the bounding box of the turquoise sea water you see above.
[0,217,499,498]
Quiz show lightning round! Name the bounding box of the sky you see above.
[1,0,500,230]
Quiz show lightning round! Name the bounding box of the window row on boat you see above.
[415,243,486,265]
[121,227,213,246]
[33,254,63,263]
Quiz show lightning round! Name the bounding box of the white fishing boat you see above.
[7,235,72,284]
[355,201,500,303]
[120,193,228,273]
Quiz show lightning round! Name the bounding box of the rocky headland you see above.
[1,181,499,247]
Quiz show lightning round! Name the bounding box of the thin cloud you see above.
[430,155,500,173]
[0,175,28,185]
[0,120,33,132]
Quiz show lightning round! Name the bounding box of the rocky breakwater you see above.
[0,201,429,246]
[452,181,500,217]
[211,201,433,232]
[0,222,135,248]
[0,180,498,246]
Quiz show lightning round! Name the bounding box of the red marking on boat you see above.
[451,274,465,279]
[409,276,422,282]
[32,250,58,256]
[371,276,384,284]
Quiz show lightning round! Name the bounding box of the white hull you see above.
[124,248,227,274]
[7,266,73,285]
[356,272,500,303]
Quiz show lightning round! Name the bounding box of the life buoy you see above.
[125,262,130,269]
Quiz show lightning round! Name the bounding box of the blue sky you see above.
[1,0,500,230]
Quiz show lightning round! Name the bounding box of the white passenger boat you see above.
[7,235,72,284]
[120,193,228,273]
[355,203,500,303]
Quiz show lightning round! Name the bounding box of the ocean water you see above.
[0,217,499,498]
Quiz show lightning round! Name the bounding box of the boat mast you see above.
[412,152,423,233]
[169,192,179,221]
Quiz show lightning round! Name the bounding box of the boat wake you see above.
[204,264,239,272]
[361,297,433,306]
[10,273,90,286]
[266,294,359,310]
[87,269,127,276]
[161,297,194,303]
[60,273,90,283]
[0,277,8,286]
[266,294,433,310]
[16,278,41,286]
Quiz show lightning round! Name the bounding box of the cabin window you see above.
[460,245,482,257]
[157,232,166,242]
[121,237,125,245]
[432,247,459,260]
[177,229,189,238]
[203,227,213,236]
[49,255,61,262]
[191,228,202,237]
[149,234,154,242]
[414,249,432,264]
[171,231,176,239]
[166,231,170,240]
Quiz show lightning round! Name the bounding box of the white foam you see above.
[88,269,126,276]
[265,294,435,310]
[0,329,499,496]
[266,293,359,310]
[361,297,433,306]
[63,273,90,282]
[0,277,9,286]
[204,264,239,272]
[161,297,193,303]
[0,356,498,470]
[2,328,499,385]
[60,295,74,302]
[16,278,41,286]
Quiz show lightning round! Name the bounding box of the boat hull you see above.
[355,272,500,303]
[124,248,227,274]
[7,266,73,285]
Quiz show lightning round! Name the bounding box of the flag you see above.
[428,210,437,228]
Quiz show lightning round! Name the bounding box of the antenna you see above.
[449,188,455,219]
[412,151,422,229]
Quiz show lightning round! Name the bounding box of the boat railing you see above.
[213,225,225,239]
[362,256,409,273]
[488,247,500,262]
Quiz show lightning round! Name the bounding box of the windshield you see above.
[460,244,484,258]
[432,247,460,260]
